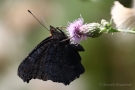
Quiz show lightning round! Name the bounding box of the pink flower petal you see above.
[67,16,86,44]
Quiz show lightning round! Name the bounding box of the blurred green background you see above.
[0,0,135,90]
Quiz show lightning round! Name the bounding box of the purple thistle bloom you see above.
[67,16,103,44]
[67,16,87,44]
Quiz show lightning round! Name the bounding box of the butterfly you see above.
[18,25,85,85]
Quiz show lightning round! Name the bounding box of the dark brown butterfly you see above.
[18,25,85,85]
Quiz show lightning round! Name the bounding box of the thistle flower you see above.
[67,16,85,44]
[67,16,102,44]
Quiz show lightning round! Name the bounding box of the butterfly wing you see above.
[18,36,52,83]
[38,40,84,85]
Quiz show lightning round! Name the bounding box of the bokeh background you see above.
[0,0,135,90]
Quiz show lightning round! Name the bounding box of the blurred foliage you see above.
[0,0,135,90]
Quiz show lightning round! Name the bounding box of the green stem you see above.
[101,28,135,34]
[117,29,135,34]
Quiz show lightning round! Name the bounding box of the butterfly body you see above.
[18,26,84,85]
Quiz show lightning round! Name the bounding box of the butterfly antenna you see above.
[42,17,49,29]
[28,10,49,31]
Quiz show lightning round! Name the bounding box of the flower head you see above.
[67,16,102,44]
[67,16,85,44]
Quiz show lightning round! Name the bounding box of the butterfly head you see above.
[49,25,58,35]
[49,25,68,41]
